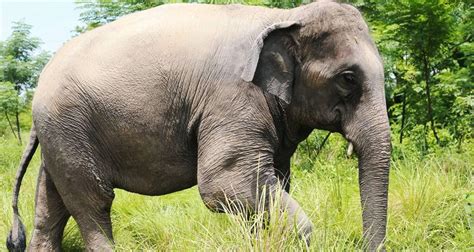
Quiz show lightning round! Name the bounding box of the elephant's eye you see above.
[342,71,356,85]
[336,71,358,100]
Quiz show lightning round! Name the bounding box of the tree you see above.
[74,0,175,33]
[0,81,20,139]
[349,0,472,151]
[0,21,50,143]
[382,1,456,145]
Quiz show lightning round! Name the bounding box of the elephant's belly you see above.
[84,89,200,196]
[113,153,198,196]
[106,125,199,195]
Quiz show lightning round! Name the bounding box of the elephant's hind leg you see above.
[68,199,114,252]
[53,165,115,252]
[29,164,70,251]
[40,126,116,251]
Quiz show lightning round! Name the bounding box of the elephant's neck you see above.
[264,92,312,152]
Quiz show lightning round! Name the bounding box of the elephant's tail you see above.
[6,124,39,252]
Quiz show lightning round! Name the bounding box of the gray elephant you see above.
[7,1,391,251]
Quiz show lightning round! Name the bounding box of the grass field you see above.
[1,131,473,251]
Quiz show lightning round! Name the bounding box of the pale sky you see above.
[0,0,81,53]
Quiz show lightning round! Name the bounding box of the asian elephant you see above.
[7,0,391,251]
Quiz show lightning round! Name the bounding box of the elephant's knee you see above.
[199,184,254,214]
[199,187,227,213]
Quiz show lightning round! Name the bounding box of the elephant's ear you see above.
[241,21,300,104]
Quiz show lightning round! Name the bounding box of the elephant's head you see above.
[242,1,391,250]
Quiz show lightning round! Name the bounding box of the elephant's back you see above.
[33,3,288,128]
[38,3,286,90]
[35,3,285,117]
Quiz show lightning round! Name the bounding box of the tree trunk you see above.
[423,124,429,153]
[4,112,18,140]
[423,55,440,145]
[457,135,463,152]
[394,67,407,144]
[315,132,331,157]
[13,85,23,144]
[15,110,22,145]
[399,90,407,144]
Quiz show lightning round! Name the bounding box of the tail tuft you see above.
[6,214,26,252]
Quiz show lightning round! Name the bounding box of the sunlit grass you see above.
[1,132,472,250]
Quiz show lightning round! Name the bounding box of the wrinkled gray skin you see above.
[7,1,390,251]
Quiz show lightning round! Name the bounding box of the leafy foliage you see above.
[74,0,165,32]
[0,21,50,141]
[343,0,473,152]
[0,22,49,92]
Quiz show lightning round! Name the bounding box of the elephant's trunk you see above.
[344,96,391,251]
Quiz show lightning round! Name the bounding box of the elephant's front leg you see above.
[274,156,291,193]
[196,124,312,245]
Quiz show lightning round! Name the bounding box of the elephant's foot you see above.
[279,189,313,246]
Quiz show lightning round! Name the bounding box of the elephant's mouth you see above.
[313,122,342,133]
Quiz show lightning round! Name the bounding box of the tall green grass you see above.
[1,131,472,251]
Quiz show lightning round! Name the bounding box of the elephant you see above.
[7,0,391,251]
